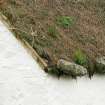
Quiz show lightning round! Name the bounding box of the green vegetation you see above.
[56,16,74,28]
[74,49,87,66]
[47,25,59,38]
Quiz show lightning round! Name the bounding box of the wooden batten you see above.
[0,13,48,71]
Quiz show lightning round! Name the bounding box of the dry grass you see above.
[0,0,105,65]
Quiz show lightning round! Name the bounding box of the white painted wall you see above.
[0,20,105,105]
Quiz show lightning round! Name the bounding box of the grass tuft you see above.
[74,49,87,66]
[47,25,59,38]
[56,16,74,28]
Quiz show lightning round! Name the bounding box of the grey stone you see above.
[96,56,105,73]
[57,59,87,76]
